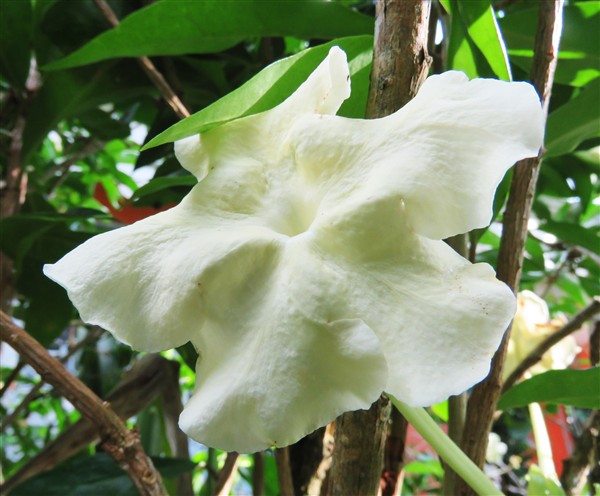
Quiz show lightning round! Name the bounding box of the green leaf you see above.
[129,176,197,202]
[22,62,152,159]
[498,368,600,410]
[545,79,600,157]
[45,0,373,70]
[0,213,100,345]
[537,221,599,253]
[501,3,600,87]
[455,1,511,81]
[143,36,373,149]
[404,460,444,478]
[11,453,195,496]
[526,465,566,496]
[0,0,33,88]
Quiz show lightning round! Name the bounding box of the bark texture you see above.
[327,2,432,494]
[0,312,168,496]
[456,2,565,494]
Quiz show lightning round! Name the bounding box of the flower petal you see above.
[44,201,283,352]
[309,199,515,406]
[179,242,387,453]
[290,71,544,240]
[174,46,350,180]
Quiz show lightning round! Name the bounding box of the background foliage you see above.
[1,0,598,495]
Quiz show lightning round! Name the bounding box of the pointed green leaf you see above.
[538,221,600,253]
[498,368,600,410]
[45,0,373,70]
[143,36,373,150]
[545,79,600,157]
[501,3,600,87]
[456,0,511,81]
[0,0,33,88]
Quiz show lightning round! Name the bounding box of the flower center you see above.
[267,193,318,238]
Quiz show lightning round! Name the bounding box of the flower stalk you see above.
[389,396,503,496]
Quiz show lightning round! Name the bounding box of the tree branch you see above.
[93,0,190,120]
[503,297,600,392]
[2,354,176,494]
[0,312,168,496]
[1,326,104,430]
[328,2,432,494]
[215,452,240,496]
[458,2,565,493]
[275,447,295,496]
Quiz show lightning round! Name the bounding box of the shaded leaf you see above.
[0,0,33,88]
[498,368,600,410]
[144,36,374,149]
[501,3,600,87]
[11,453,195,496]
[538,221,599,253]
[545,79,600,157]
[129,176,197,202]
[45,0,373,70]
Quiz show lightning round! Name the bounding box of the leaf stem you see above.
[388,396,503,496]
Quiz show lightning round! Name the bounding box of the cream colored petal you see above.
[44,199,283,352]
[309,202,515,406]
[179,241,387,453]
[290,71,544,240]
[174,46,350,180]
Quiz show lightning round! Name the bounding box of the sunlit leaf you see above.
[143,36,373,149]
[501,3,600,87]
[499,368,600,410]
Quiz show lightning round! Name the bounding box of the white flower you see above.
[486,432,508,465]
[504,290,579,379]
[44,47,544,453]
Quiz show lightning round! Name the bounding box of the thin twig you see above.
[0,359,25,399]
[458,2,565,492]
[252,452,264,496]
[215,452,240,496]
[93,0,190,120]
[0,312,167,496]
[561,410,600,496]
[1,326,104,430]
[503,297,600,392]
[2,354,174,494]
[275,447,295,496]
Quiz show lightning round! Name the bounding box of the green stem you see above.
[528,402,557,481]
[388,395,503,496]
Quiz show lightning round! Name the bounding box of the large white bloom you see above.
[44,47,544,453]
[504,290,579,379]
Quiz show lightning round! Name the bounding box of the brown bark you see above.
[456,2,565,494]
[289,427,326,495]
[327,2,432,495]
[327,397,392,496]
[381,408,408,496]
[1,326,103,430]
[0,312,168,496]
[561,410,600,496]
[275,447,295,496]
[215,452,240,496]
